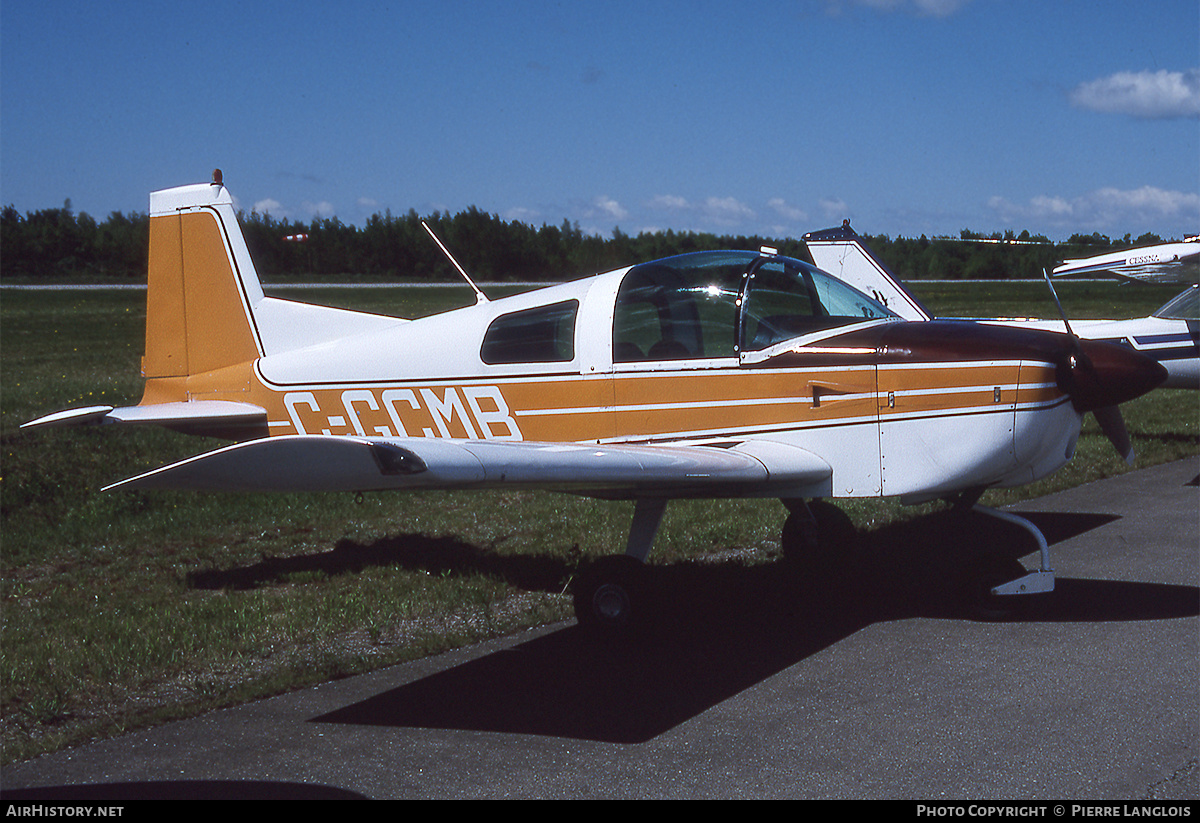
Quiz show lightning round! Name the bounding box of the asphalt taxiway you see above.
[3,457,1197,800]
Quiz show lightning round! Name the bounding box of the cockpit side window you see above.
[741,265,822,350]
[481,300,578,364]
[613,260,743,361]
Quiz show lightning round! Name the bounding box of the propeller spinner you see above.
[1044,270,1168,463]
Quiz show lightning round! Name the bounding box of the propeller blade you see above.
[1040,268,1158,466]
[1043,268,1075,338]
[1093,405,1134,464]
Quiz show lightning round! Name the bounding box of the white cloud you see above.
[702,196,755,225]
[253,198,283,216]
[648,194,690,211]
[645,194,755,228]
[303,201,336,219]
[818,197,850,220]
[1027,195,1073,217]
[909,0,971,16]
[1069,69,1200,119]
[591,196,628,221]
[1088,186,1200,220]
[988,186,1200,233]
[824,0,971,18]
[552,196,632,236]
[250,198,336,221]
[768,198,809,224]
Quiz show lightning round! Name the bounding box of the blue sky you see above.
[2,0,1197,245]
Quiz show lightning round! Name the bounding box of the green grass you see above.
[2,280,1196,764]
[906,279,1183,320]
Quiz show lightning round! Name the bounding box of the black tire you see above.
[963,556,1030,620]
[572,555,647,636]
[780,500,858,569]
[809,500,858,550]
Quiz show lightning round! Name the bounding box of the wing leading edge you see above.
[103,435,833,499]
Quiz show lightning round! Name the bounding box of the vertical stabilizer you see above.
[24,172,404,437]
[143,172,265,379]
[804,223,931,321]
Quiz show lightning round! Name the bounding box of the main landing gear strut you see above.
[572,498,666,635]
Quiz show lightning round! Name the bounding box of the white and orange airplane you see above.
[24,173,1168,633]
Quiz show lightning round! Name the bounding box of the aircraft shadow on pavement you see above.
[312,509,1199,744]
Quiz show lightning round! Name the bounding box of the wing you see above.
[1051,260,1159,282]
[102,434,833,499]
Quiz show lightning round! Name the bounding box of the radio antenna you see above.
[421,221,488,304]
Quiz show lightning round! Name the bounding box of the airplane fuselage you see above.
[30,182,1166,506]
[1053,241,1200,283]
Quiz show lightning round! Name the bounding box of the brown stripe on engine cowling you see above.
[748,320,1077,369]
[755,320,1167,412]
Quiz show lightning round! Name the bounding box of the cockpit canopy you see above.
[1154,283,1199,321]
[613,249,896,362]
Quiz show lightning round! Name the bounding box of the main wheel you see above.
[780,500,858,569]
[572,555,647,636]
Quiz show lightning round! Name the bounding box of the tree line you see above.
[0,200,1171,283]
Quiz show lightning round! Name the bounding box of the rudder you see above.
[143,171,265,380]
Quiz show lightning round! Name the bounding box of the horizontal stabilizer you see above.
[20,405,116,429]
[104,435,832,498]
[23,401,267,437]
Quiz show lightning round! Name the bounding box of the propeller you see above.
[1043,269,1159,464]
[1093,405,1133,464]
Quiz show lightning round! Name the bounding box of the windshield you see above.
[613,250,895,361]
[1154,284,1199,320]
[741,255,895,350]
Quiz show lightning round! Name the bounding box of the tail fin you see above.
[143,172,265,379]
[24,172,404,437]
[22,176,271,436]
[143,171,405,384]
[803,222,932,321]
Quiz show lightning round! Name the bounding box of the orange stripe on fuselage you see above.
[610,366,877,440]
[879,360,1024,418]
[160,358,1066,445]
